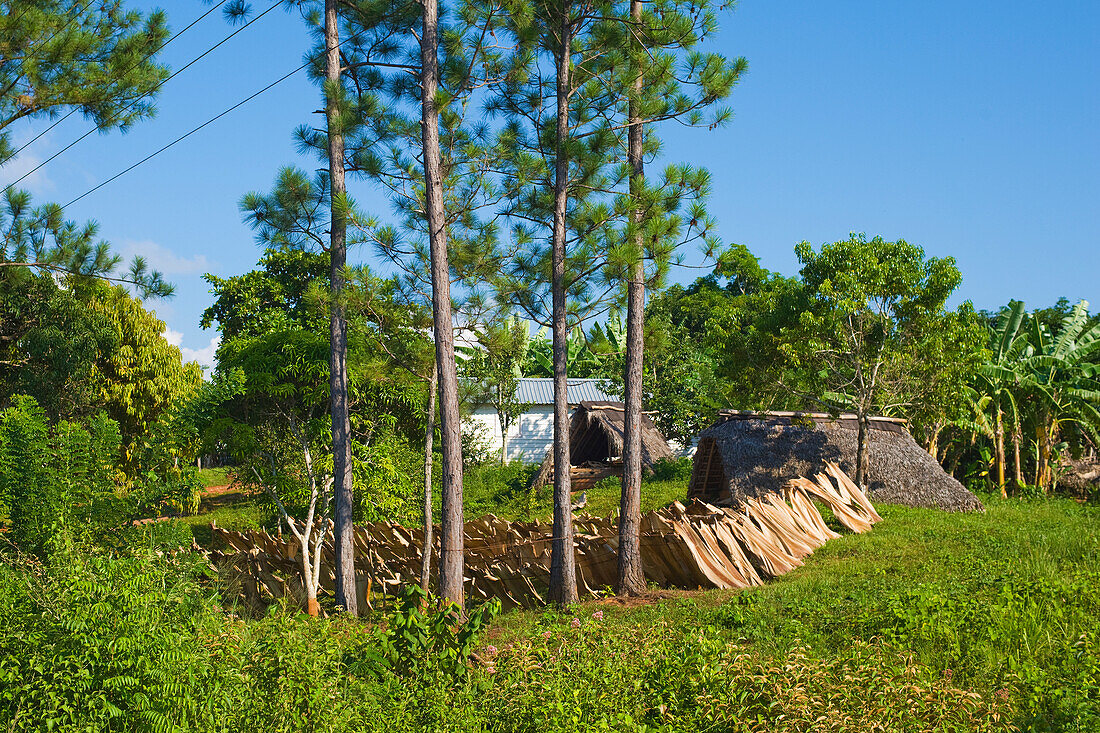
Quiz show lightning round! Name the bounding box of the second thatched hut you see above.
[529,401,675,492]
[687,411,983,512]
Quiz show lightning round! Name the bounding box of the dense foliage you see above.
[2,0,1099,727]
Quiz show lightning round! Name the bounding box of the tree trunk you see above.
[325,0,357,617]
[617,0,645,598]
[854,405,871,492]
[925,424,941,459]
[1037,419,1057,492]
[1034,426,1042,488]
[420,361,437,595]
[422,0,464,609]
[548,10,578,607]
[1012,428,1023,488]
[302,538,320,617]
[994,405,1007,498]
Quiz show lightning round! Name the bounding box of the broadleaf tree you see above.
[784,233,964,491]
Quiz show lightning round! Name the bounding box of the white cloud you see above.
[162,327,183,347]
[164,325,218,373]
[180,335,220,373]
[118,239,213,275]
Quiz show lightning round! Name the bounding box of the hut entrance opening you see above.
[687,437,727,502]
[572,415,615,466]
[529,401,675,494]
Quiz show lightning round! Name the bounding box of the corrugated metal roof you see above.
[515,378,616,405]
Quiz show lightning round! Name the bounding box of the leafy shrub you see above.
[462,461,540,518]
[0,397,125,556]
[0,548,219,732]
[461,418,496,467]
[647,456,694,483]
[355,585,500,680]
[354,434,422,524]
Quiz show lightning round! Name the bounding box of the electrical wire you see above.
[61,58,311,210]
[53,21,391,210]
[2,0,286,195]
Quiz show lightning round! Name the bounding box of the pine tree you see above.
[1,0,172,295]
[0,0,169,165]
[605,0,744,596]
[484,0,742,603]
[298,0,509,609]
[486,0,627,606]
[322,0,359,617]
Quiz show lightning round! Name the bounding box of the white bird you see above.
[571,491,587,512]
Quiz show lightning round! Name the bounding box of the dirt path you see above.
[134,483,249,525]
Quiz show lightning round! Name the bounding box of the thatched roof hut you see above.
[530,401,675,491]
[687,411,984,512]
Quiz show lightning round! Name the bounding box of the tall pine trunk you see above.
[617,0,645,598]
[548,9,578,606]
[421,0,465,608]
[325,0,357,616]
[420,361,437,594]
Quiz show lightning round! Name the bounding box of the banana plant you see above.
[1018,301,1100,491]
[976,300,1031,495]
[524,324,609,378]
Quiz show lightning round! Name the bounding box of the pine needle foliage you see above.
[0,0,169,165]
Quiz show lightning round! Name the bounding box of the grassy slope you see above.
[477,497,1100,730]
[125,463,1100,729]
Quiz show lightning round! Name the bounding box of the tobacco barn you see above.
[530,401,675,492]
[687,410,984,512]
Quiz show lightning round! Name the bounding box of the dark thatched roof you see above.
[687,411,984,513]
[530,401,675,490]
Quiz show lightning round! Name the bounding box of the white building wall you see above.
[467,406,504,456]
[466,405,575,464]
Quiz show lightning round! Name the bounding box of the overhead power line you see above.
[2,0,286,195]
[5,0,230,163]
[55,21,382,211]
[61,59,313,210]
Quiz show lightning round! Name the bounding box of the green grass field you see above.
[9,456,1100,730]
[196,466,234,488]
[476,496,1100,730]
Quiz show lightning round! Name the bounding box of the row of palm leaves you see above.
[964,300,1100,495]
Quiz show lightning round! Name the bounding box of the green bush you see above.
[359,585,500,680]
[0,549,219,731]
[461,461,540,518]
[647,456,693,483]
[0,397,125,556]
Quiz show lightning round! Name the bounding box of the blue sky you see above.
[2,0,1097,369]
